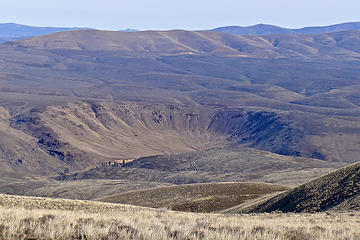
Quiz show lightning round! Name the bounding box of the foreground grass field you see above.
[1,207,360,240]
[0,194,360,240]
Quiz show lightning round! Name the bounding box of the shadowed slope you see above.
[236,161,360,213]
[0,106,68,174]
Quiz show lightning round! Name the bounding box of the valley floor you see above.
[0,194,359,240]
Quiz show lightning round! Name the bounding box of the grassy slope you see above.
[0,176,173,200]
[96,182,288,213]
[234,161,360,213]
[0,194,359,239]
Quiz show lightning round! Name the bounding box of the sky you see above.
[0,0,359,30]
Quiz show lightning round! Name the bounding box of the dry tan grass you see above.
[235,161,360,213]
[0,177,173,201]
[0,194,360,240]
[96,182,287,213]
[1,207,360,240]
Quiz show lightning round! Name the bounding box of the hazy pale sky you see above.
[1,0,359,30]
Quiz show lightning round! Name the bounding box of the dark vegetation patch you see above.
[241,162,360,213]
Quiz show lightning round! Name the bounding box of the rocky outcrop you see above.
[208,110,305,157]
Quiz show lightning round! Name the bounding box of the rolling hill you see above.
[9,29,360,60]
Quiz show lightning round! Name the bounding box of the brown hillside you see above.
[0,193,359,240]
[11,29,360,60]
[235,161,360,213]
[1,97,358,176]
[124,146,342,174]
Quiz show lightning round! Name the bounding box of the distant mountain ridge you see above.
[212,22,360,35]
[1,22,360,43]
[0,23,84,43]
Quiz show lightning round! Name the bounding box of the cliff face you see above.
[207,110,305,157]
